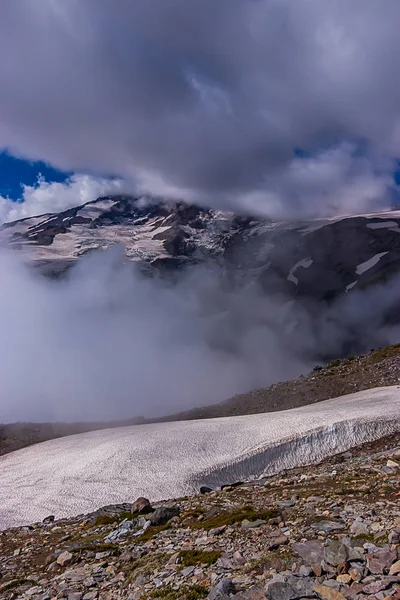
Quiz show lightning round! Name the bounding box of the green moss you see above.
[138,523,171,542]
[190,506,279,531]
[0,578,31,593]
[327,359,342,369]
[125,553,169,583]
[179,549,222,567]
[352,533,375,543]
[368,344,400,364]
[244,550,293,574]
[148,585,208,599]
[71,542,118,553]
[94,511,134,526]
[182,508,206,519]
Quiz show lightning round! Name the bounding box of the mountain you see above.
[2,195,400,305]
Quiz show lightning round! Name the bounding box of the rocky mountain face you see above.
[2,195,400,305]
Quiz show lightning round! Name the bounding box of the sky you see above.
[2,1,400,221]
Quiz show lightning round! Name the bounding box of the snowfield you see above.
[1,386,400,529]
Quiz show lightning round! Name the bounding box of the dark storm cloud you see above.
[0,0,400,216]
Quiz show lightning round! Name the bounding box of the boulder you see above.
[56,550,73,567]
[148,505,180,526]
[131,497,153,515]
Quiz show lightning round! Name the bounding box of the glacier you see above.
[0,386,399,529]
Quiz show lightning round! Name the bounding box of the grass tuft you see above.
[0,578,31,593]
[179,549,222,567]
[94,511,135,526]
[189,506,279,531]
[138,523,171,542]
[147,584,208,599]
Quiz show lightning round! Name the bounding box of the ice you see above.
[0,386,399,529]
[367,221,399,230]
[356,252,388,275]
[287,257,313,285]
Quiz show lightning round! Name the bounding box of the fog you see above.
[0,242,399,423]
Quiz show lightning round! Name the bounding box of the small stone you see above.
[242,519,265,530]
[312,521,345,533]
[42,515,55,524]
[349,566,363,582]
[83,593,98,600]
[57,551,73,567]
[336,574,352,584]
[131,497,153,514]
[389,530,400,545]
[292,540,324,564]
[298,566,313,577]
[389,559,400,575]
[387,460,399,468]
[68,594,82,600]
[363,579,393,594]
[95,551,110,560]
[268,535,289,549]
[181,566,195,577]
[350,521,370,536]
[312,563,323,577]
[232,588,265,600]
[314,583,346,600]
[324,540,348,566]
[367,548,397,574]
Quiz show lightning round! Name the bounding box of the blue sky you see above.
[0,152,69,200]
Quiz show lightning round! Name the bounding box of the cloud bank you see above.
[0,1,399,217]
[0,244,399,423]
[0,175,131,224]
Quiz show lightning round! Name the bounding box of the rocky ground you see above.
[1,433,399,600]
[2,344,400,457]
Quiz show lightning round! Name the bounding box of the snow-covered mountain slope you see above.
[1,386,399,529]
[2,195,400,303]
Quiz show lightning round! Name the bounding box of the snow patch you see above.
[0,386,399,529]
[367,221,399,230]
[356,252,388,275]
[287,257,313,285]
[346,281,358,292]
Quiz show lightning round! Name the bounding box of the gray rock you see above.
[389,529,400,545]
[265,573,316,600]
[42,515,55,524]
[83,593,98,600]
[57,551,73,567]
[148,505,180,526]
[311,521,345,533]
[208,578,236,600]
[366,548,397,574]
[292,540,324,565]
[324,540,348,566]
[242,519,266,530]
[350,520,370,536]
[298,566,313,577]
[233,588,265,600]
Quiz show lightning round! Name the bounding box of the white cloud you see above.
[0,174,132,224]
[0,1,399,217]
